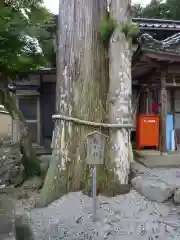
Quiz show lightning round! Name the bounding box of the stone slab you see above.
[131,176,174,202]
[137,151,180,168]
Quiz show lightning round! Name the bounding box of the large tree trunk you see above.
[39,0,109,207]
[39,0,133,207]
[108,0,132,184]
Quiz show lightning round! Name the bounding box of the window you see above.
[18,95,40,144]
[19,97,37,120]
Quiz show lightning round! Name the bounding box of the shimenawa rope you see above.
[52,114,133,129]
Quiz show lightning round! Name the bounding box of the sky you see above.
[43,0,150,14]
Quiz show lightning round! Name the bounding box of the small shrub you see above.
[99,16,117,42]
[119,21,140,39]
[22,156,41,180]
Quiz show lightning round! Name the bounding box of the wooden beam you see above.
[165,83,180,87]
[165,75,180,87]
[168,64,180,74]
[144,49,180,63]
[141,55,165,69]
[160,72,167,155]
[137,67,156,83]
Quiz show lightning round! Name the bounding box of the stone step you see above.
[34,146,52,155]
[0,216,14,234]
[0,195,15,239]
[0,233,15,240]
[137,151,180,168]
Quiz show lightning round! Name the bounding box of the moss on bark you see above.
[83,165,131,197]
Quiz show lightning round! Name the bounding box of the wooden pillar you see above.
[171,88,175,128]
[139,85,146,113]
[147,86,152,113]
[160,72,167,155]
[145,86,148,114]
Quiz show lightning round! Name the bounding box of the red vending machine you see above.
[136,114,159,150]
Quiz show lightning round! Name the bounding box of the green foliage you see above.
[164,0,180,20]
[0,2,55,180]
[119,21,140,39]
[4,0,43,9]
[99,16,117,42]
[132,0,180,20]
[131,4,144,18]
[99,15,140,43]
[0,1,55,80]
[22,156,41,180]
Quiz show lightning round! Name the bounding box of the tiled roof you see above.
[133,18,180,30]
[139,32,180,55]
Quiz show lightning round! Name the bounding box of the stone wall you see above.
[0,136,24,186]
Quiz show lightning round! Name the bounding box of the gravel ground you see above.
[4,163,180,240]
[19,190,180,240]
[22,163,180,240]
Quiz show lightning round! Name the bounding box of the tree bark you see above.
[0,87,36,160]
[39,0,110,207]
[108,0,132,184]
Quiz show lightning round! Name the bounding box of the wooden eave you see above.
[142,49,180,63]
[132,32,180,81]
[16,68,56,78]
[132,49,157,80]
[132,50,180,87]
[27,68,56,75]
[132,49,180,81]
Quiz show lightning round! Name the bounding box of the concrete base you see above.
[137,150,180,168]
